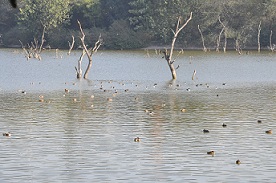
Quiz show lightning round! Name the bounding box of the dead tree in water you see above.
[76,20,102,79]
[269,30,275,52]
[235,39,242,55]
[162,12,193,80]
[19,26,46,60]
[218,17,227,53]
[75,49,85,79]
[216,16,225,52]
[257,21,262,53]
[198,25,207,52]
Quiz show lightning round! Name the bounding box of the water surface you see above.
[0,49,276,182]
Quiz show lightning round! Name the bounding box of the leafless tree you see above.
[216,16,225,52]
[162,12,193,80]
[19,25,46,60]
[257,21,262,53]
[269,30,275,52]
[218,17,227,53]
[76,20,102,79]
[198,25,207,52]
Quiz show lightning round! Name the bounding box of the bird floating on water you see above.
[236,160,241,165]
[134,137,140,142]
[207,151,215,156]
[203,129,210,133]
[3,132,11,137]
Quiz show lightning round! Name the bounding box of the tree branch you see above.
[68,35,75,55]
[77,20,102,79]
[162,12,193,80]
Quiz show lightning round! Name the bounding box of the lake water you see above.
[0,49,276,182]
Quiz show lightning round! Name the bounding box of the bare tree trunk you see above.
[218,16,227,53]
[68,35,75,55]
[216,17,225,52]
[19,40,32,60]
[216,28,224,52]
[83,36,102,79]
[39,26,46,54]
[235,39,242,55]
[162,50,177,80]
[269,30,275,52]
[75,49,85,79]
[223,31,227,53]
[198,25,207,52]
[258,21,261,53]
[162,12,193,80]
[77,20,102,79]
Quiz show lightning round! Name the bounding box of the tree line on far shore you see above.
[0,0,275,51]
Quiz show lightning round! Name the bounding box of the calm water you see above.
[0,49,276,182]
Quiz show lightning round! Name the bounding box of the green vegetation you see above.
[0,0,275,50]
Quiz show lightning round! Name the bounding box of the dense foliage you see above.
[0,0,275,50]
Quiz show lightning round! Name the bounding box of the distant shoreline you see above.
[0,44,274,52]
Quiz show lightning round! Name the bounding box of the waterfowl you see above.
[265,130,272,134]
[222,123,227,127]
[203,129,210,133]
[38,99,44,102]
[134,137,140,142]
[38,95,44,102]
[65,89,69,93]
[3,132,11,137]
[207,151,215,156]
[9,0,16,8]
[181,108,186,112]
[236,160,241,165]
[257,120,262,123]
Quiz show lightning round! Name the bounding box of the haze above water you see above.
[0,49,276,182]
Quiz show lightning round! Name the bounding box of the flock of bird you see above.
[202,119,272,165]
[2,81,274,168]
[3,0,273,175]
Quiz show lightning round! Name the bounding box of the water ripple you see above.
[1,84,276,182]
